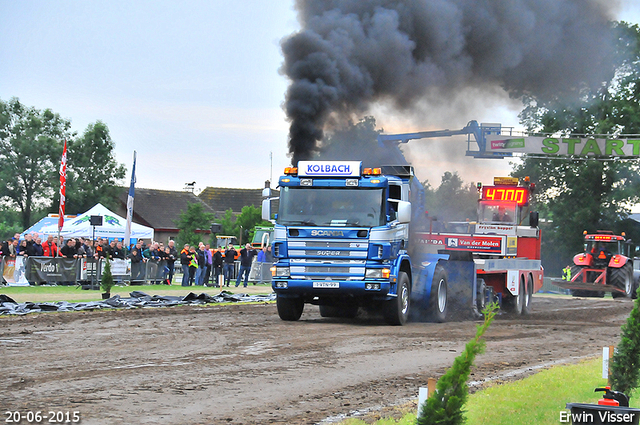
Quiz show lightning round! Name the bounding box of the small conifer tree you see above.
[100,253,115,294]
[417,303,498,425]
[610,287,640,396]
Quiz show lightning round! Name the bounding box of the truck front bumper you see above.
[272,279,393,297]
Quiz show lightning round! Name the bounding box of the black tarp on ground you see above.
[0,291,275,315]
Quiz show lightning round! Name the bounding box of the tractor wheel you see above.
[276,295,304,321]
[428,266,448,323]
[523,274,534,315]
[611,263,633,298]
[384,271,410,325]
[503,275,524,315]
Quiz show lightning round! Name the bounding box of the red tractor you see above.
[556,230,636,298]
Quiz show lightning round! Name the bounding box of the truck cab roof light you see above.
[363,168,372,175]
[284,167,298,176]
[372,168,381,175]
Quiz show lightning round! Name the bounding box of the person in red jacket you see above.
[42,235,58,257]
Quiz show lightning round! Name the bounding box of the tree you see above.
[236,205,271,245]
[65,121,126,213]
[610,288,640,396]
[511,22,640,275]
[0,97,72,229]
[100,252,115,295]
[176,202,216,247]
[0,97,126,230]
[418,304,498,425]
[219,208,239,238]
[424,172,478,223]
[217,206,272,245]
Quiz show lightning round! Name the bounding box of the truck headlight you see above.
[366,269,382,279]
[365,268,390,279]
[272,266,290,277]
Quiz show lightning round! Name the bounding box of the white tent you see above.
[39,203,154,240]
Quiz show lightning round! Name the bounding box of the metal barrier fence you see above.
[1,256,275,286]
[1,256,174,285]
[539,276,571,294]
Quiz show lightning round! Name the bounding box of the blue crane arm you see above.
[377,120,512,159]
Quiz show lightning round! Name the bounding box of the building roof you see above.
[199,187,278,215]
[117,188,216,231]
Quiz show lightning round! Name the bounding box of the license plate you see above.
[313,281,339,288]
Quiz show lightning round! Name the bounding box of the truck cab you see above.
[264,161,415,324]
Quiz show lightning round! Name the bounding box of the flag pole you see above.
[57,139,68,257]
[124,151,137,255]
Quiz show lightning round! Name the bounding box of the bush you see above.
[610,286,640,397]
[100,254,115,293]
[417,304,498,425]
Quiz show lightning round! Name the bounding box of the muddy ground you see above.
[0,295,633,425]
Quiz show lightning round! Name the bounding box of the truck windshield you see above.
[478,201,517,225]
[277,187,385,227]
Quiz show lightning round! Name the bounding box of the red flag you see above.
[59,139,67,230]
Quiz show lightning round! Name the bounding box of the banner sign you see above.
[486,135,640,157]
[26,257,78,282]
[99,259,130,279]
[3,257,30,285]
[416,233,504,255]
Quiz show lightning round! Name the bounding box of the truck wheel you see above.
[429,266,448,323]
[384,271,410,325]
[522,275,533,315]
[276,295,304,321]
[503,276,524,315]
[611,263,633,298]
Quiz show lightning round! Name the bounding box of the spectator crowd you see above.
[1,233,273,287]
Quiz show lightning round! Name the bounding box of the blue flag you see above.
[124,151,137,248]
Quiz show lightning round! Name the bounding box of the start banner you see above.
[486,135,640,157]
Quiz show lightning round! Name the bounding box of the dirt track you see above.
[0,295,633,425]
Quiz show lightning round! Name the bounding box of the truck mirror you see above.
[262,199,271,221]
[262,187,271,197]
[529,211,539,227]
[397,201,411,224]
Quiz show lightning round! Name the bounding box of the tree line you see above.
[0,97,268,247]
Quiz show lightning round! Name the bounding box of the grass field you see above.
[340,357,640,425]
[0,281,274,303]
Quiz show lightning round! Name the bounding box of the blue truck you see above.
[262,160,542,325]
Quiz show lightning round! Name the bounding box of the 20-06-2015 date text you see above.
[5,411,80,423]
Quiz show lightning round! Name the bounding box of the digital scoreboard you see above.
[481,186,529,206]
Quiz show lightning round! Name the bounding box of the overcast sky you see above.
[1,1,640,195]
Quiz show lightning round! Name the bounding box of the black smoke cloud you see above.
[281,0,617,165]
